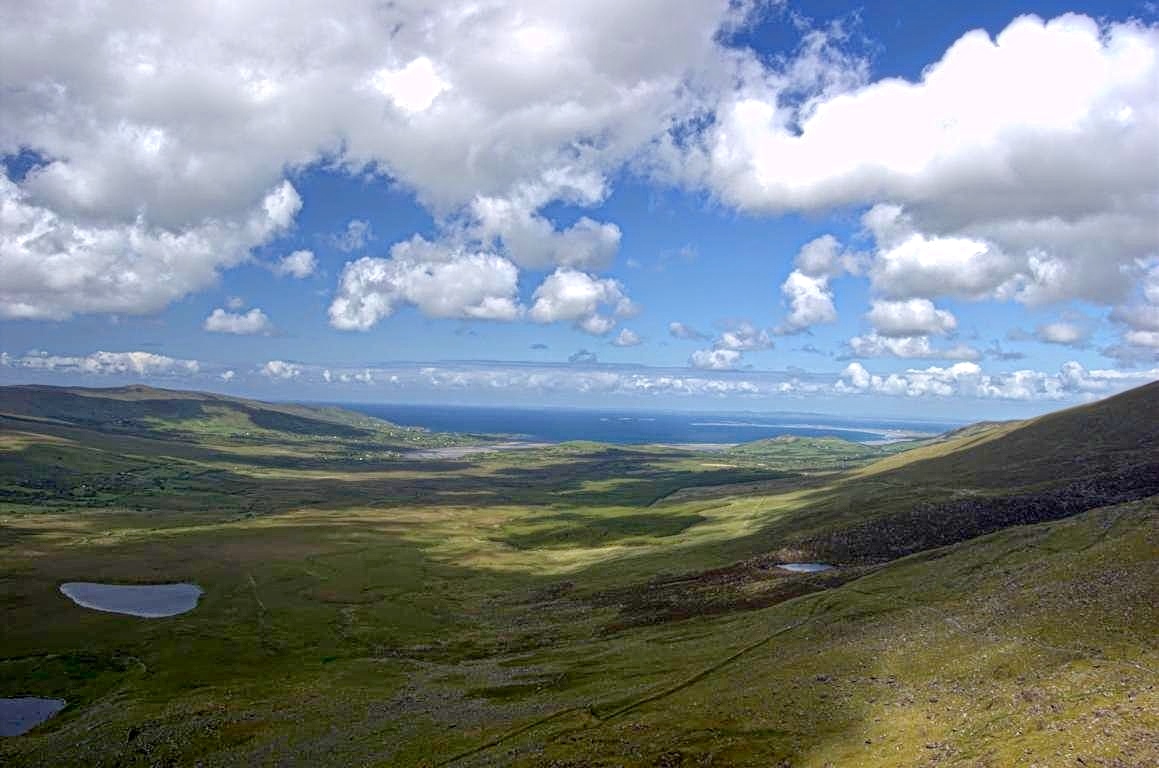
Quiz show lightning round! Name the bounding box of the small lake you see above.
[776,563,834,573]
[0,698,66,736]
[60,582,203,618]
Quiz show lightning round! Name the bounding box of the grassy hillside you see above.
[858,380,1159,486]
[0,384,454,444]
[1,382,1155,766]
[738,381,1159,563]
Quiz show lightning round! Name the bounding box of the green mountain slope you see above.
[739,381,1159,563]
[0,383,419,441]
[0,384,488,511]
[859,379,1159,486]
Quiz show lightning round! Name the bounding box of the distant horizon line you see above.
[0,379,973,426]
[315,398,971,426]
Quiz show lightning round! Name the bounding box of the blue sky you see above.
[1,0,1157,417]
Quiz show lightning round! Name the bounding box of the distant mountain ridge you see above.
[776,380,1159,562]
[0,383,412,441]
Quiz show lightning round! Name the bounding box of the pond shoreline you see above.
[0,698,66,737]
[59,582,203,618]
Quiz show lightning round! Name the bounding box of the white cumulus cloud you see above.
[701,16,1159,321]
[715,322,773,351]
[329,236,521,330]
[528,269,635,336]
[866,299,957,337]
[1035,321,1091,346]
[779,270,838,332]
[611,328,642,347]
[0,176,300,319]
[690,348,743,370]
[848,332,980,361]
[261,360,302,379]
[0,1,750,319]
[276,250,317,279]
[472,192,622,271]
[775,234,865,334]
[694,15,1158,226]
[689,321,773,370]
[5,4,1157,353]
[204,307,274,335]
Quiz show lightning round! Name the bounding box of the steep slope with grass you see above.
[751,381,1159,563]
[859,380,1159,485]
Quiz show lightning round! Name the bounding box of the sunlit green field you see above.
[1,385,1156,766]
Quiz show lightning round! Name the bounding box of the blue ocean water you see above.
[336,403,962,445]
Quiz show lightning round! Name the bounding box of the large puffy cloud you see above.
[693,14,1159,320]
[527,268,635,335]
[329,236,521,330]
[793,234,844,277]
[865,210,1022,301]
[0,1,743,221]
[695,14,1158,223]
[1,0,757,319]
[792,233,865,278]
[6,4,1157,346]
[0,175,300,319]
[1112,304,1159,334]
[1124,330,1159,348]
[327,235,639,335]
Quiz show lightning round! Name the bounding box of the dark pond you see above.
[60,582,203,617]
